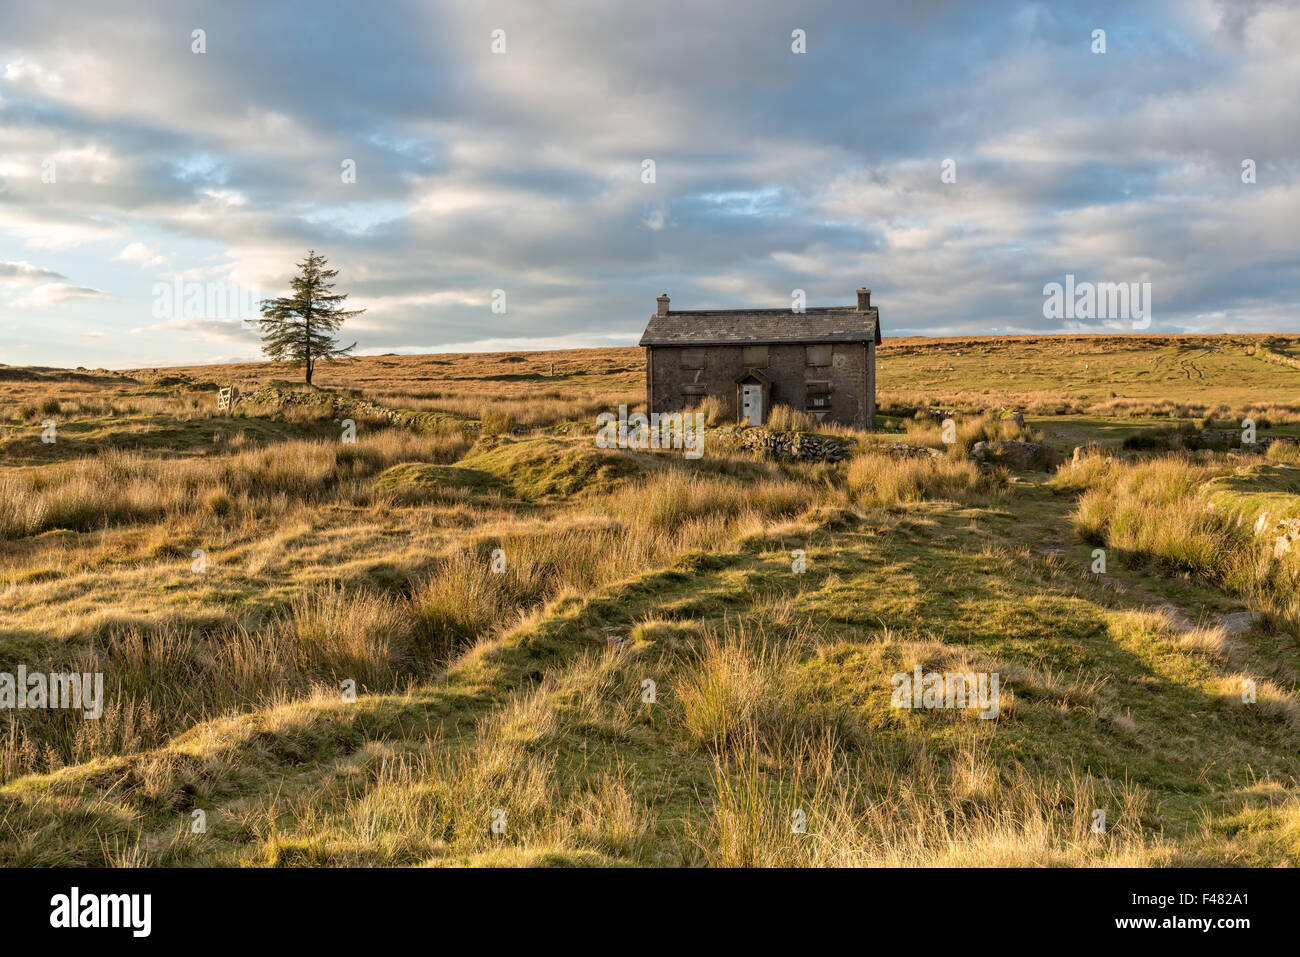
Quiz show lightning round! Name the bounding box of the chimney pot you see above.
[657,293,670,317]
[857,287,872,311]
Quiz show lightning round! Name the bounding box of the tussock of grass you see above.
[611,468,817,530]
[1,586,420,781]
[408,467,814,658]
[687,395,729,428]
[764,405,815,432]
[676,625,845,752]
[900,412,1037,457]
[846,451,992,507]
[1214,675,1300,731]
[697,734,1163,867]
[0,428,469,539]
[1266,440,1300,466]
[1057,454,1300,621]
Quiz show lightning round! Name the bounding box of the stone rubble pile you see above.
[711,426,856,462]
[889,442,943,459]
[970,439,1062,471]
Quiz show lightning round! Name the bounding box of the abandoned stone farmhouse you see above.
[638,288,881,429]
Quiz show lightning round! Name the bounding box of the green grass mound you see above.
[375,462,503,502]
[459,436,654,500]
[1202,463,1300,527]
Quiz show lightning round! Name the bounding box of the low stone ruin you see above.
[229,386,478,433]
[711,426,855,462]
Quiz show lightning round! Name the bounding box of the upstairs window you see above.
[680,348,705,370]
[805,344,832,367]
[741,345,769,368]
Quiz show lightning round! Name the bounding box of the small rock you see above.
[1220,611,1261,635]
[890,442,941,459]
[1270,518,1300,558]
[971,439,1062,471]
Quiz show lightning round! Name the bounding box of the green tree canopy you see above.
[258,250,361,384]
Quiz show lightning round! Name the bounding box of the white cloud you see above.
[0,260,65,282]
[10,283,112,307]
[112,241,167,268]
[129,317,261,345]
[1,0,1299,368]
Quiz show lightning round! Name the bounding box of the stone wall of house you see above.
[649,342,873,429]
[865,340,876,430]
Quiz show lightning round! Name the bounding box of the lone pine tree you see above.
[258,250,361,384]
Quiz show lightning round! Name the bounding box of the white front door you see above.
[741,384,762,426]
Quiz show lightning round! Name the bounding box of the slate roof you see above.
[639,306,881,347]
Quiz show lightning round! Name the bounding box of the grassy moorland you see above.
[0,334,1298,866]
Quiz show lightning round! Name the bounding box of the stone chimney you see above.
[857,287,872,311]
[657,293,670,317]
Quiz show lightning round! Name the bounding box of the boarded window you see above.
[806,380,831,410]
[741,345,769,367]
[682,383,707,398]
[805,344,832,367]
[680,348,705,370]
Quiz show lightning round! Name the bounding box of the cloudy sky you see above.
[1,0,1297,369]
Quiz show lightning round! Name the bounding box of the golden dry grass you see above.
[846,451,993,508]
[3,337,1300,868]
[1059,453,1300,622]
